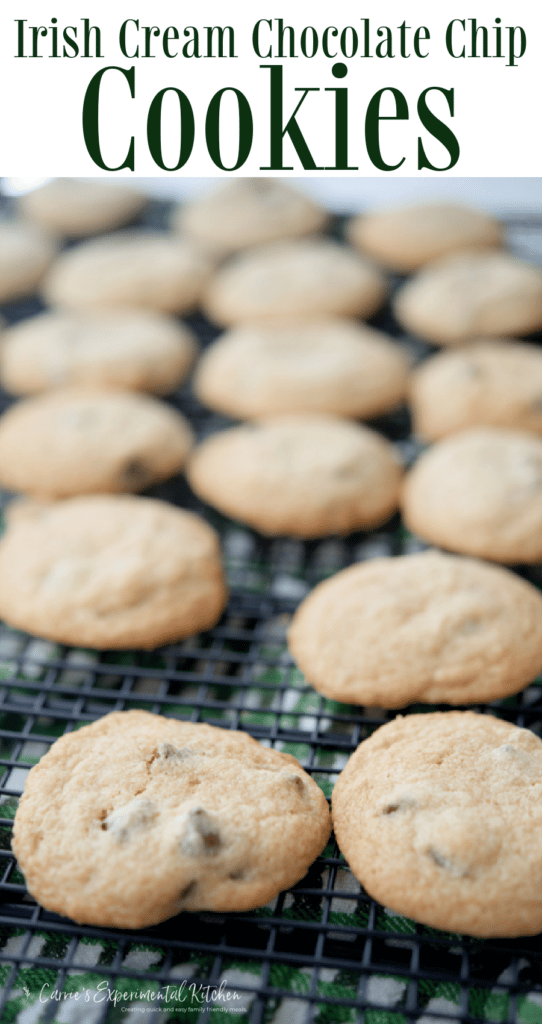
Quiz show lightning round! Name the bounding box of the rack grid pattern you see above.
[0,200,541,1024]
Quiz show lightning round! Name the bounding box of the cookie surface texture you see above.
[348,202,502,273]
[0,222,58,302]
[0,495,227,648]
[331,711,542,936]
[0,309,197,397]
[187,416,402,538]
[12,710,331,927]
[402,427,542,562]
[194,320,409,421]
[18,178,147,237]
[288,551,542,706]
[394,252,542,344]
[43,231,212,314]
[203,239,388,326]
[172,178,328,257]
[411,340,542,440]
[0,388,194,498]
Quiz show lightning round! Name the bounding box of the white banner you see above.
[0,0,540,177]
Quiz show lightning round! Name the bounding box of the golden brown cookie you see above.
[331,711,542,937]
[402,427,542,562]
[288,551,542,706]
[194,320,409,421]
[0,388,194,498]
[42,231,212,314]
[0,495,227,648]
[394,252,542,344]
[348,201,502,273]
[187,416,402,538]
[0,221,58,303]
[12,710,331,927]
[203,239,388,326]
[411,340,542,440]
[17,179,147,237]
[0,309,197,397]
[172,178,328,257]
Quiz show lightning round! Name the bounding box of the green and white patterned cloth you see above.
[0,524,541,1023]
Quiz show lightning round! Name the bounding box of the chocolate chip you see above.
[157,742,194,762]
[428,847,448,868]
[180,807,221,857]
[178,880,197,905]
[381,796,417,815]
[104,798,157,843]
[426,847,468,877]
[121,458,149,486]
[287,774,305,794]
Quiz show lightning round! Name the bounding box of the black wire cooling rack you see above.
[0,194,542,1024]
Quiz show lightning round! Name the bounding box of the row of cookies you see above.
[3,181,542,439]
[0,186,341,930]
[0,182,402,552]
[0,368,235,649]
[166,187,542,953]
[6,182,540,942]
[7,178,542,344]
[4,311,542,469]
[0,182,411,683]
[0,185,231,649]
[3,182,542,601]
[36,226,542,345]
[12,704,542,939]
[194,191,542,938]
[191,320,542,439]
[3,198,542,584]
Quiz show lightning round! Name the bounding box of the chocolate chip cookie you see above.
[332,712,542,936]
[12,710,331,927]
[288,551,542,706]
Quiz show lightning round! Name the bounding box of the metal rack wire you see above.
[0,198,541,1024]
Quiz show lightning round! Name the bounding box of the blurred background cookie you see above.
[187,415,402,538]
[0,309,198,396]
[411,340,542,440]
[402,426,542,562]
[194,319,409,421]
[42,231,212,313]
[347,201,503,273]
[17,178,148,238]
[0,220,58,302]
[394,251,542,344]
[0,388,194,498]
[203,239,388,326]
[172,177,328,258]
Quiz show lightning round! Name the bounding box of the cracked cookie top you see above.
[331,711,542,937]
[12,710,331,928]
